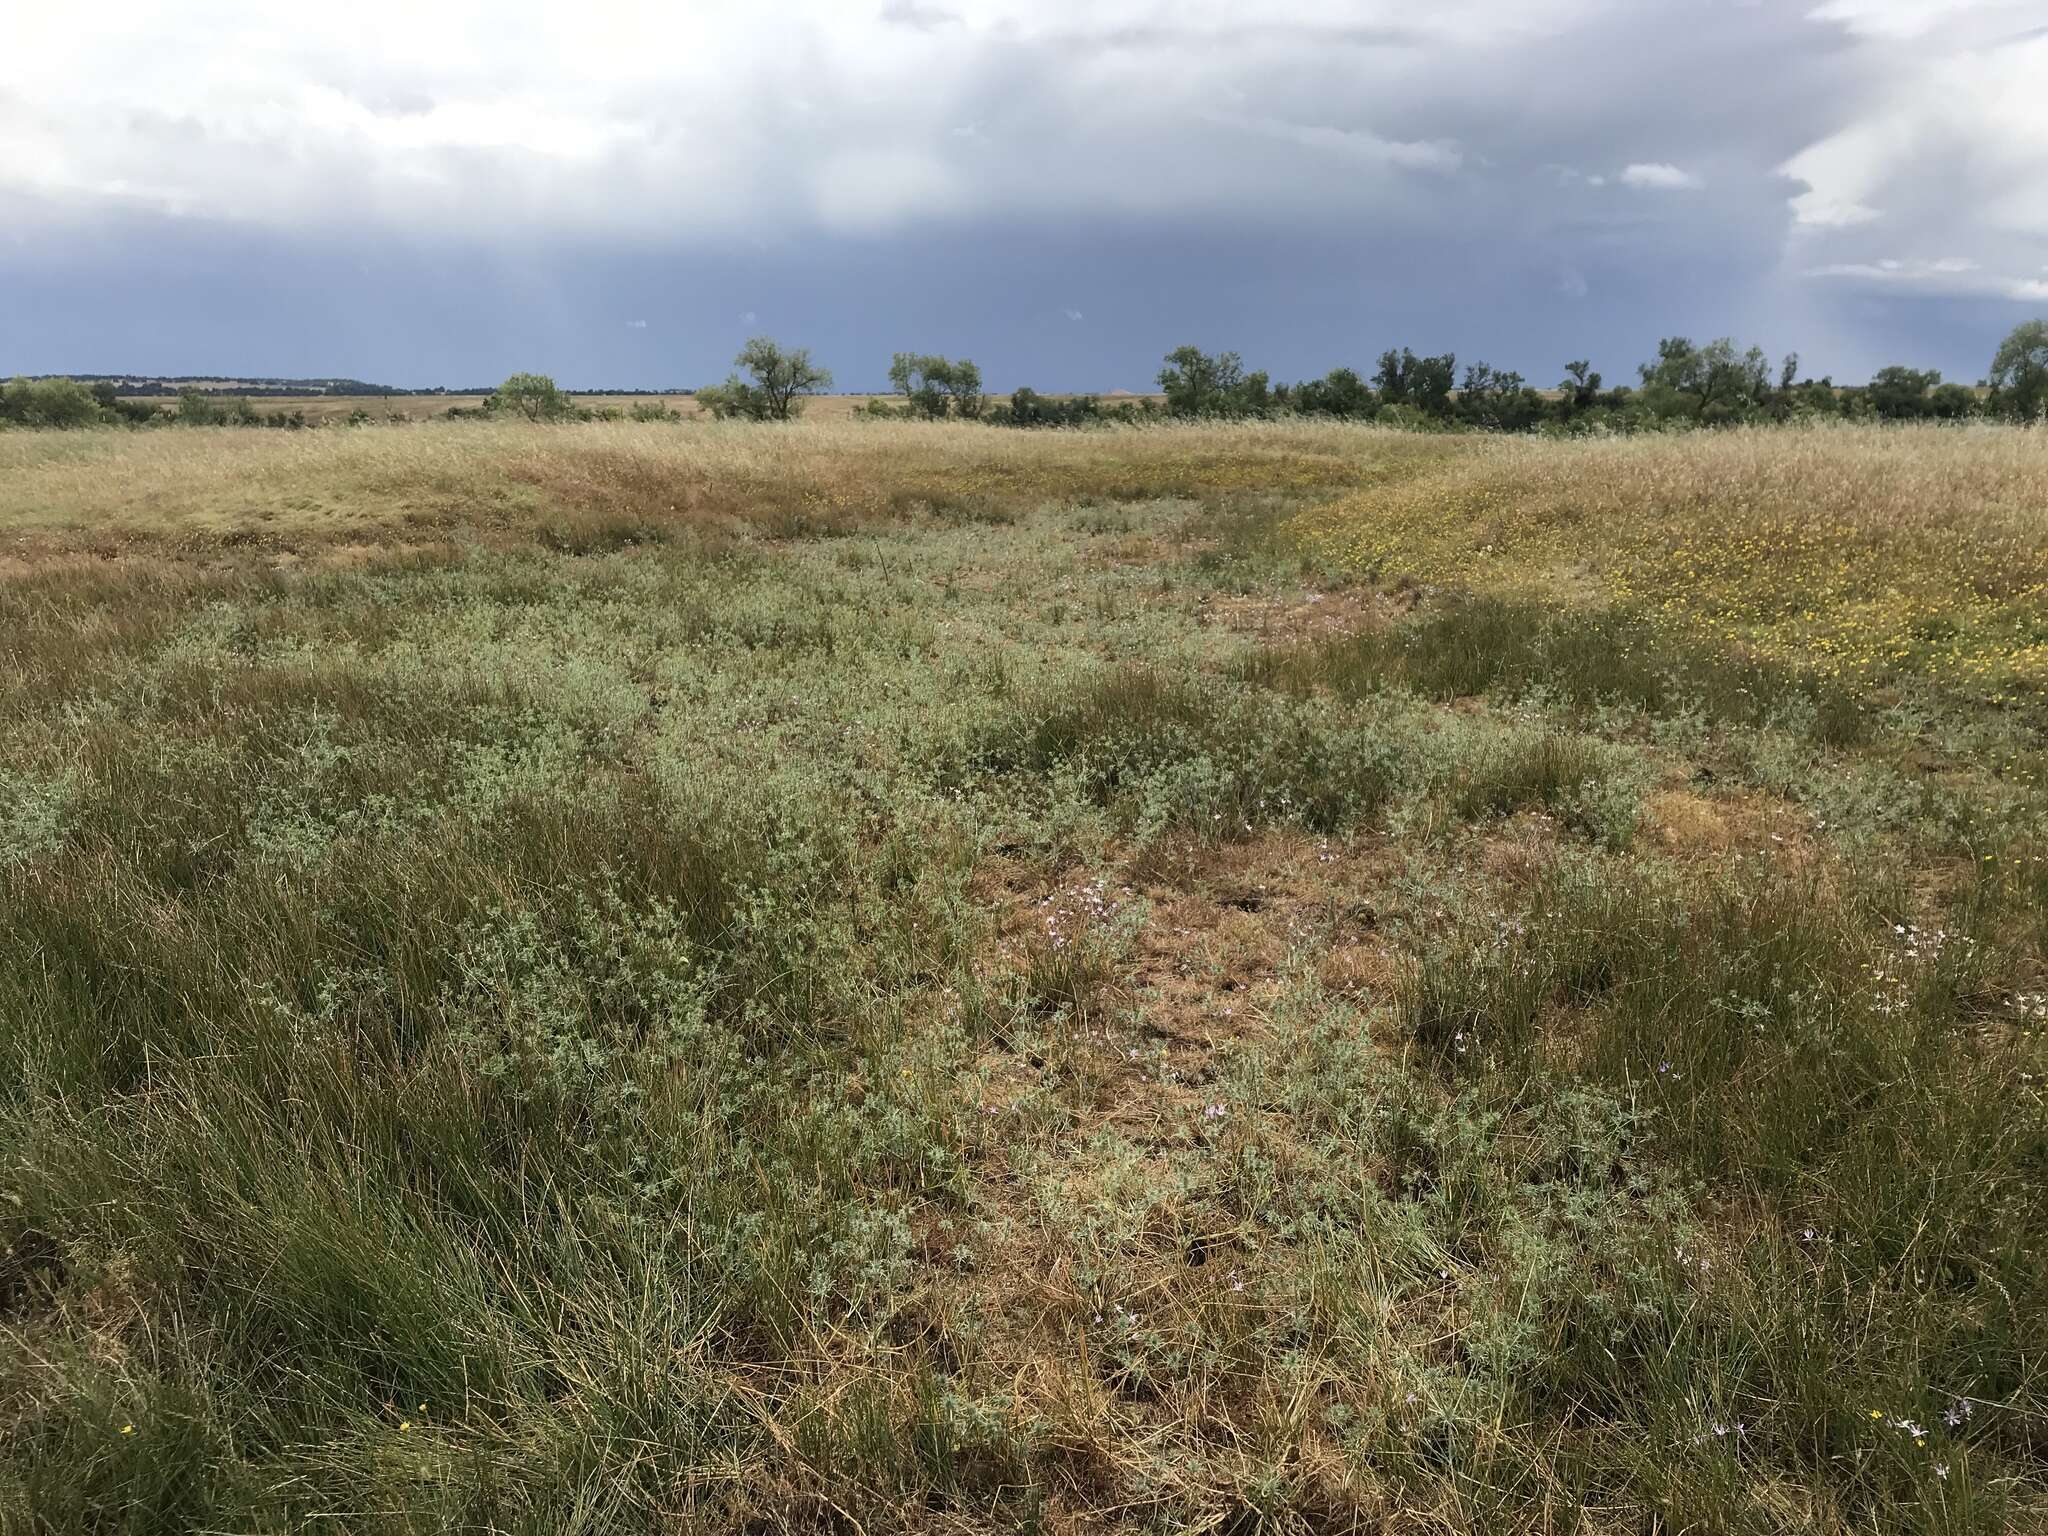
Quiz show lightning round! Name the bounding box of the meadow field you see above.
[244,395,863,425]
[191,393,1164,425]
[1,418,2044,1532]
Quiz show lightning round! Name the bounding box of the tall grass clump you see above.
[1248,593,1873,745]
[1396,852,2046,1521]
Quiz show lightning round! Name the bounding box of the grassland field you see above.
[0,418,2044,1533]
[173,393,1168,425]
[246,395,884,424]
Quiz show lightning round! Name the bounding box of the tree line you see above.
[0,378,321,429]
[644,323,2048,430]
[8,321,2045,431]
[1140,323,2048,429]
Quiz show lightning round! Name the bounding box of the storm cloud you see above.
[2,1,2042,387]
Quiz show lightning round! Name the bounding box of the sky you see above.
[3,0,2045,391]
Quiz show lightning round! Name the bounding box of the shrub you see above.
[700,338,832,422]
[1457,362,1544,431]
[1926,382,1980,420]
[1,377,107,429]
[1373,348,1457,419]
[485,373,576,422]
[174,390,224,426]
[1285,366,1376,419]
[1867,365,1942,421]
[1633,337,1786,425]
[887,353,984,420]
[986,387,1103,428]
[1157,346,1274,417]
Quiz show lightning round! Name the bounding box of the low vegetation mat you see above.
[1,420,2043,1532]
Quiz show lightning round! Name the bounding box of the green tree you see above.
[1458,362,1537,430]
[702,338,832,422]
[1373,349,1457,419]
[1636,337,1774,424]
[1989,319,2048,421]
[1157,346,1270,417]
[488,373,575,422]
[1926,382,1979,421]
[887,353,985,420]
[1288,367,1375,418]
[1765,368,1851,420]
[1558,360,1603,419]
[1867,365,1942,421]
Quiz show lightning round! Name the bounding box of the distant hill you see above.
[25,375,413,398]
[23,376,709,399]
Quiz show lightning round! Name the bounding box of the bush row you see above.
[11,320,2043,432]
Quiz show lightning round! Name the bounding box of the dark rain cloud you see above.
[1,2,2041,387]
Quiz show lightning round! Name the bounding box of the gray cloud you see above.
[1620,164,1704,192]
[880,2,961,32]
[0,2,2041,388]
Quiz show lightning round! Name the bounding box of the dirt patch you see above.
[1204,586,1387,644]
[1644,789,1736,854]
[1083,532,1173,570]
[972,831,1397,1148]
[932,829,1419,1523]
[1475,809,1567,887]
[1643,785,1818,867]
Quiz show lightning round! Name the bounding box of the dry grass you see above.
[1,417,2043,1531]
[0,417,1429,556]
[1292,422,2048,694]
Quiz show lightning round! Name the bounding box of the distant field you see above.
[1,419,2043,1532]
[261,392,838,422]
[224,392,1164,423]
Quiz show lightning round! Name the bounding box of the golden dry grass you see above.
[11,419,2044,700]
[13,417,2045,700]
[1291,423,2048,693]
[0,417,1430,556]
